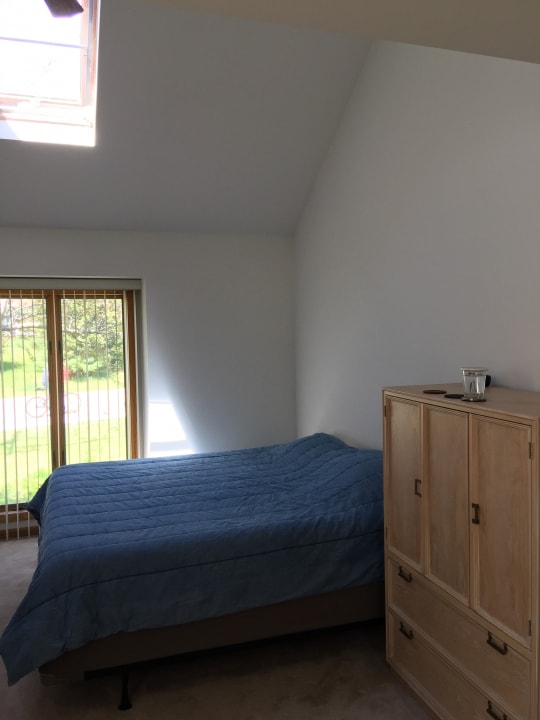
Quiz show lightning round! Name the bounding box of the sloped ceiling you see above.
[0,0,369,234]
[0,0,537,235]
[148,0,540,65]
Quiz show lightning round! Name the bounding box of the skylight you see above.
[0,0,100,146]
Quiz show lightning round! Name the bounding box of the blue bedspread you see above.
[0,433,383,685]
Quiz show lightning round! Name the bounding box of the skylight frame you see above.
[0,0,100,146]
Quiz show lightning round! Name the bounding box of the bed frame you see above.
[38,581,384,709]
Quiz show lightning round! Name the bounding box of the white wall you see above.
[295,41,540,449]
[0,228,296,453]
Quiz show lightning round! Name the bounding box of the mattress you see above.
[0,433,383,685]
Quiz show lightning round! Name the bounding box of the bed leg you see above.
[118,668,132,711]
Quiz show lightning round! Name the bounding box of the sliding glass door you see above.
[0,289,138,538]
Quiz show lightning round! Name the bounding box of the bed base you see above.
[119,670,132,711]
[39,581,384,707]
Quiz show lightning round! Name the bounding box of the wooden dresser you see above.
[383,383,540,720]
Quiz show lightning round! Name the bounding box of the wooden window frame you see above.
[1,287,139,539]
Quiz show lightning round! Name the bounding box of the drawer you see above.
[388,610,518,720]
[388,559,530,720]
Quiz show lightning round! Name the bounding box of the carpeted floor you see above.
[0,538,431,719]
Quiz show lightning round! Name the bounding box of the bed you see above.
[0,433,384,705]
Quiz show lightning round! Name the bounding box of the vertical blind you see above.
[0,287,138,539]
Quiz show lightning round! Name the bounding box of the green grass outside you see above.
[1,418,127,505]
[2,335,128,505]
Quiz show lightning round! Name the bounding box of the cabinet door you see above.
[424,406,469,604]
[470,416,532,647]
[385,397,422,570]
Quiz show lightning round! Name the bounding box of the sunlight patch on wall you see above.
[147,402,193,457]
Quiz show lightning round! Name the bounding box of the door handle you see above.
[399,621,413,640]
[398,566,413,583]
[486,700,508,720]
[486,632,508,655]
[472,503,480,524]
[414,478,422,497]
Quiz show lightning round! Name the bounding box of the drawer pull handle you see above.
[398,566,413,583]
[414,478,422,497]
[486,700,508,720]
[399,622,413,640]
[472,502,480,524]
[487,632,508,655]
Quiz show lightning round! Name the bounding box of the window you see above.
[0,0,100,146]
[0,287,139,539]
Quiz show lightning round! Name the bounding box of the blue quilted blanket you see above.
[0,433,383,684]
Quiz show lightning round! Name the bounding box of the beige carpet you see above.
[0,538,431,720]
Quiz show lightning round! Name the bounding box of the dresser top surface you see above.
[383,383,540,421]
